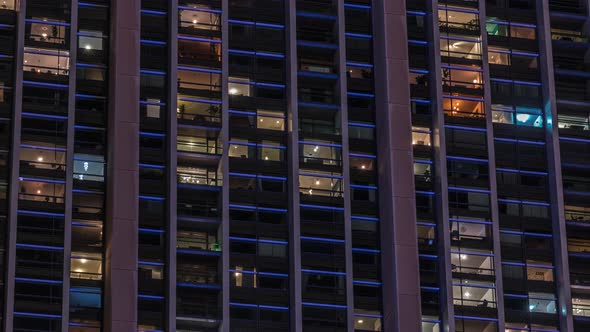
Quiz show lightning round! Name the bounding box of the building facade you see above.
[0,0,587,331]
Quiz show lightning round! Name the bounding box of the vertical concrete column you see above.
[166,0,179,330]
[335,0,354,330]
[104,0,140,330]
[220,0,230,330]
[62,0,79,329]
[425,1,455,330]
[286,0,303,330]
[373,1,422,331]
[536,0,574,329]
[3,0,26,330]
[478,2,506,330]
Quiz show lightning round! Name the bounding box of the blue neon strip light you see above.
[298,71,339,79]
[352,248,380,253]
[139,228,164,234]
[16,243,64,251]
[140,39,166,45]
[139,261,165,266]
[348,91,375,98]
[351,184,378,190]
[351,215,379,221]
[138,294,164,300]
[76,93,105,100]
[300,236,345,243]
[344,3,371,9]
[300,204,344,211]
[139,131,166,137]
[14,312,61,319]
[139,195,166,201]
[141,9,166,15]
[296,11,337,19]
[353,280,381,286]
[15,277,62,284]
[139,163,166,169]
[23,80,68,89]
[407,10,426,16]
[177,282,221,289]
[19,177,65,184]
[302,269,346,276]
[228,49,284,58]
[302,302,347,309]
[25,19,70,26]
[345,32,372,39]
[448,186,490,194]
[178,35,221,43]
[18,210,65,217]
[346,61,373,68]
[22,112,67,120]
[349,153,376,159]
[178,6,221,13]
[297,41,338,49]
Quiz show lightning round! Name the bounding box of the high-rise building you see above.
[0,0,588,331]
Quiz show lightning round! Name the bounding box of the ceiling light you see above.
[229,88,238,95]
[37,156,43,162]
[516,113,530,122]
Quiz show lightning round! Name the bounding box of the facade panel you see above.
[0,0,587,331]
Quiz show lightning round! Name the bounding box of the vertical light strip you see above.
[2,0,25,330]
[478,2,506,330]
[335,0,355,329]
[286,0,302,330]
[61,0,79,329]
[426,1,455,330]
[536,0,574,329]
[220,0,230,329]
[166,0,179,329]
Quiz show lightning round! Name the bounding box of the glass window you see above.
[438,9,479,30]
[24,48,70,76]
[74,154,105,182]
[440,37,482,60]
[299,174,342,197]
[412,127,431,146]
[488,50,510,65]
[257,110,284,131]
[300,143,342,166]
[453,279,497,307]
[528,292,557,314]
[71,252,102,280]
[511,25,535,39]
[451,252,495,275]
[79,30,105,51]
[1,0,15,9]
[443,97,485,118]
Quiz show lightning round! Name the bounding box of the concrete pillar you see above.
[104,0,141,330]
[373,1,422,331]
